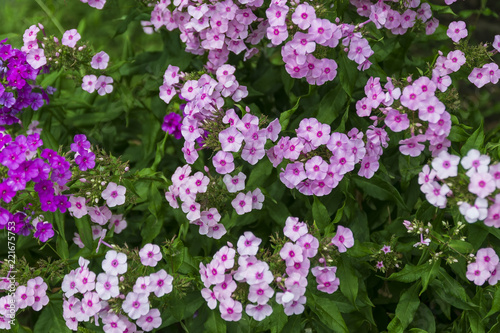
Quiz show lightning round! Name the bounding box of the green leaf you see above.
[39,68,63,88]
[308,293,349,333]
[316,85,347,124]
[353,175,408,211]
[388,264,428,283]
[388,283,421,331]
[74,215,93,250]
[312,196,330,230]
[338,53,359,97]
[468,311,486,333]
[449,240,474,254]
[461,123,485,155]
[279,96,302,131]
[247,159,273,189]
[421,260,440,295]
[204,310,226,333]
[338,258,359,306]
[56,235,69,259]
[33,299,70,333]
[486,287,500,318]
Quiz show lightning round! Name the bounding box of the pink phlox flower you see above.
[137,308,162,331]
[223,172,246,193]
[250,188,265,210]
[431,151,460,179]
[102,250,128,276]
[246,303,273,321]
[122,292,150,320]
[96,75,113,95]
[220,298,243,321]
[139,243,162,267]
[101,182,126,207]
[91,51,109,70]
[95,273,119,300]
[447,21,468,43]
[476,247,499,272]
[214,275,237,301]
[469,173,495,199]
[459,198,488,223]
[231,192,253,215]
[283,216,308,242]
[148,269,173,297]
[466,262,490,286]
[331,225,354,253]
[280,242,304,265]
[237,231,262,256]
[62,29,81,48]
[461,149,490,177]
[26,48,46,70]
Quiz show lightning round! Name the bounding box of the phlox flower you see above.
[476,248,499,271]
[385,109,409,132]
[137,308,162,332]
[283,296,306,316]
[431,151,460,179]
[283,216,308,242]
[469,172,495,199]
[26,48,46,69]
[182,141,198,164]
[148,269,173,297]
[82,75,97,94]
[95,273,119,300]
[223,172,246,193]
[91,51,109,70]
[133,276,152,295]
[139,243,162,267]
[466,262,490,285]
[201,288,217,309]
[15,285,34,309]
[468,67,489,88]
[102,250,127,275]
[246,303,272,321]
[109,214,127,233]
[237,231,261,256]
[96,75,113,95]
[447,21,468,43]
[61,29,81,48]
[220,298,242,321]
[331,226,354,253]
[101,182,126,207]
[212,151,235,174]
[231,192,253,215]
[280,242,304,265]
[422,182,450,208]
[461,149,490,176]
[122,292,150,320]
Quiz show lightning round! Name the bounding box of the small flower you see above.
[102,250,127,276]
[61,29,81,48]
[91,51,109,70]
[447,21,468,43]
[139,244,162,267]
[101,182,126,207]
[381,245,391,254]
[331,226,354,253]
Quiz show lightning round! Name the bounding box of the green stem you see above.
[34,0,65,35]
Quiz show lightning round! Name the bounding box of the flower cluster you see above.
[466,247,500,286]
[0,36,49,125]
[419,149,500,227]
[276,217,319,314]
[0,277,49,330]
[81,50,113,96]
[61,250,173,332]
[146,0,264,71]
[165,164,264,238]
[270,118,381,196]
[352,0,438,36]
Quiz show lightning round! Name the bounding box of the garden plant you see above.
[1,0,500,332]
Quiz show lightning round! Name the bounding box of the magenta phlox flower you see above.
[33,221,54,242]
[331,225,354,253]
